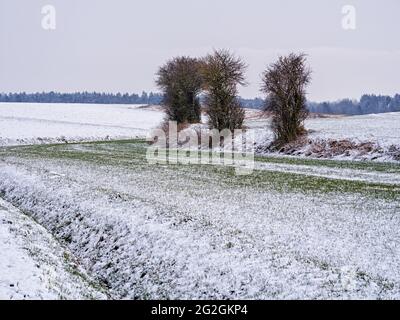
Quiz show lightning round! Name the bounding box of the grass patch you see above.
[255,154,400,173]
[1,139,399,201]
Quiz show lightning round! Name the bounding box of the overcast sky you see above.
[0,0,399,101]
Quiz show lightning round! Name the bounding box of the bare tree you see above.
[261,53,312,147]
[156,56,203,124]
[202,49,247,131]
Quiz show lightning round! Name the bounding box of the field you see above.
[0,103,163,146]
[1,103,400,299]
[248,112,400,148]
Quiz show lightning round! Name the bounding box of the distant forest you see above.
[0,92,399,115]
[308,94,400,115]
[243,94,400,115]
[0,91,164,105]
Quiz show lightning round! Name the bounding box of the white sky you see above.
[0,0,399,101]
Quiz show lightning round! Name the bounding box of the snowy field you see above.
[307,113,400,148]
[1,140,400,299]
[0,103,163,146]
[0,103,400,299]
[1,103,399,152]
[0,198,107,299]
[247,112,400,150]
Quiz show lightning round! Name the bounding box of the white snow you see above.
[307,113,400,148]
[1,103,399,157]
[247,112,400,149]
[1,103,400,299]
[254,161,400,186]
[0,103,164,146]
[246,112,400,161]
[0,198,107,299]
[1,142,399,299]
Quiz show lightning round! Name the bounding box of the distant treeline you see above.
[0,91,163,105]
[1,92,399,115]
[239,97,265,109]
[242,94,400,115]
[246,94,400,115]
[0,91,265,110]
[308,94,400,115]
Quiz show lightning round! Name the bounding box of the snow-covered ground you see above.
[0,141,399,299]
[247,112,400,161]
[0,198,107,299]
[246,112,400,148]
[0,103,399,299]
[1,103,399,153]
[0,103,163,146]
[308,113,400,148]
[254,161,400,185]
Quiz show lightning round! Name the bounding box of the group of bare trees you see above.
[156,50,311,148]
[156,49,247,132]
